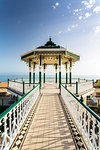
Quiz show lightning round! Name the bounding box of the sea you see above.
[0,74,100,82]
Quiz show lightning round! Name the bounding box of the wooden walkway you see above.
[21,83,76,150]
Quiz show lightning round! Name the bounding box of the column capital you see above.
[43,64,47,72]
[69,58,72,67]
[69,67,72,72]
[39,66,42,71]
[29,66,32,72]
[33,62,36,72]
[59,66,61,72]
[29,59,32,67]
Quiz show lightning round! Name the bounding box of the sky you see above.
[0,0,100,76]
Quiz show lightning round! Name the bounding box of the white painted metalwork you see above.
[9,81,23,93]
[78,81,93,94]
[8,80,37,95]
[61,84,100,150]
[63,80,93,94]
[24,83,37,94]
[0,84,40,150]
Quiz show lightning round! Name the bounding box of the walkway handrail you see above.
[61,84,100,150]
[62,84,100,122]
[0,84,40,150]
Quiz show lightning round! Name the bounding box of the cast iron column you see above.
[55,64,57,83]
[59,55,61,88]
[65,62,68,84]
[69,59,72,84]
[43,64,46,83]
[29,59,31,84]
[33,62,35,84]
[39,55,42,88]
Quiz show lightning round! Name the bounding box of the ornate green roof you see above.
[37,37,63,49]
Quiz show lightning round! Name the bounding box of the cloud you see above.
[93,6,100,13]
[66,24,78,32]
[66,27,71,32]
[94,26,100,34]
[73,9,82,16]
[67,3,71,10]
[74,9,82,13]
[52,2,59,9]
[79,16,83,20]
[72,24,78,28]
[85,12,91,18]
[55,2,59,6]
[82,0,96,9]
[58,31,62,34]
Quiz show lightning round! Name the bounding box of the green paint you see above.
[39,72,41,88]
[76,81,78,94]
[66,73,68,84]
[29,59,31,67]
[59,72,61,88]
[59,55,61,65]
[33,72,35,83]
[70,59,72,67]
[59,55,61,88]
[69,72,72,84]
[29,72,31,84]
[44,73,45,83]
[61,84,100,122]
[0,84,40,119]
[8,78,9,86]
[23,81,25,94]
[56,73,57,83]
[67,51,80,60]
[80,96,83,103]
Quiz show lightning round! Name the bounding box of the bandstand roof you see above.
[21,38,80,65]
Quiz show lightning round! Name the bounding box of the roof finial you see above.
[49,36,51,41]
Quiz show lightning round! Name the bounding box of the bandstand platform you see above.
[0,38,100,150]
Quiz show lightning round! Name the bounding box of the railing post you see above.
[80,96,83,103]
[23,81,25,94]
[76,81,78,95]
[92,79,94,87]
[8,78,9,87]
[78,78,80,83]
[17,94,19,101]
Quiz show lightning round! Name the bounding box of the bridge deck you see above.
[21,83,76,150]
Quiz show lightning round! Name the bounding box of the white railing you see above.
[63,80,93,95]
[0,84,40,150]
[8,80,37,95]
[78,81,93,94]
[9,80,23,94]
[24,83,36,94]
[61,84,100,150]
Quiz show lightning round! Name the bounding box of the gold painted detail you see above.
[69,67,72,72]
[39,66,42,71]
[29,67,31,72]
[59,66,61,72]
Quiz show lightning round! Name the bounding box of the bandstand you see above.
[21,37,80,87]
[0,38,100,150]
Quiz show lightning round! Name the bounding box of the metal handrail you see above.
[0,84,40,119]
[61,84,100,122]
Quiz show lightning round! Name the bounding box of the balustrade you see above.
[0,84,40,150]
[61,84,100,150]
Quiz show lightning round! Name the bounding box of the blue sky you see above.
[0,0,100,76]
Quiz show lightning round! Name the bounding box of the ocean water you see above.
[0,74,100,82]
